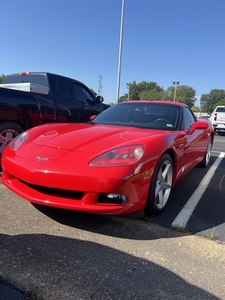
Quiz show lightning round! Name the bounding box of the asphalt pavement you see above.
[1,182,225,300]
[1,132,225,299]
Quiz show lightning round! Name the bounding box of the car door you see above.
[73,83,101,122]
[55,76,80,122]
[181,107,207,171]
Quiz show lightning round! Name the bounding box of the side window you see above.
[57,77,72,100]
[183,107,195,130]
[73,83,94,102]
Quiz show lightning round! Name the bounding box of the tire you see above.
[145,154,173,216]
[199,136,213,168]
[0,122,24,173]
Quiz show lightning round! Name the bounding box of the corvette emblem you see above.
[36,156,50,162]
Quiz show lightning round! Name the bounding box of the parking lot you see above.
[0,134,225,299]
[1,134,224,241]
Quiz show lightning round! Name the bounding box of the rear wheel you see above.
[145,154,173,216]
[0,122,24,173]
[199,136,213,168]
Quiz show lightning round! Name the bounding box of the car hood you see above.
[31,123,166,153]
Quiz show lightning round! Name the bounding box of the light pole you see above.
[116,0,125,103]
[172,81,180,102]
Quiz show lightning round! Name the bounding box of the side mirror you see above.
[189,121,208,134]
[96,95,104,103]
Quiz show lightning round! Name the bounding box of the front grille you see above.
[19,179,83,200]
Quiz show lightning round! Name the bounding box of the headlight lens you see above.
[9,131,29,151]
[89,145,145,167]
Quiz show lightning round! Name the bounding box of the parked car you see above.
[210,106,225,134]
[0,72,110,172]
[199,115,211,121]
[2,101,214,217]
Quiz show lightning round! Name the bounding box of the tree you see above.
[139,89,166,100]
[200,89,225,113]
[165,85,196,107]
[213,98,225,110]
[164,86,174,101]
[118,95,128,103]
[119,81,165,102]
[191,105,200,112]
[118,81,196,107]
[0,74,5,83]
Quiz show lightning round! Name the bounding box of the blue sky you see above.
[1,0,225,106]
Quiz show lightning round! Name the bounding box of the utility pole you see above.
[116,0,125,103]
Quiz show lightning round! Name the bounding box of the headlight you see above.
[89,145,145,167]
[9,131,29,151]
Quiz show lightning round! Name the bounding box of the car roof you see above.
[5,72,88,88]
[119,100,185,107]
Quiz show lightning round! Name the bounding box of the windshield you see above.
[91,102,181,131]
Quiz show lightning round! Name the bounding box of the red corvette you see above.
[2,101,214,216]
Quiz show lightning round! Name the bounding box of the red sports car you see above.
[2,101,214,216]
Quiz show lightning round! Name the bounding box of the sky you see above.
[1,0,225,106]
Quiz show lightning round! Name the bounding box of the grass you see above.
[207,227,216,240]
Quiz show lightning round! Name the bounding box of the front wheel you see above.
[145,154,173,216]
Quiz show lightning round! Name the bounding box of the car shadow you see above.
[0,233,220,300]
[32,203,189,240]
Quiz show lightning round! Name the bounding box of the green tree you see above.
[0,74,5,83]
[118,95,128,103]
[165,85,196,107]
[200,89,225,113]
[213,98,225,110]
[191,105,200,112]
[164,86,174,101]
[119,81,165,102]
[118,81,196,107]
[139,89,166,100]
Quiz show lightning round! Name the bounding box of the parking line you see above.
[171,152,225,228]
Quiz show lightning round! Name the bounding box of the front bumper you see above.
[2,157,153,216]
